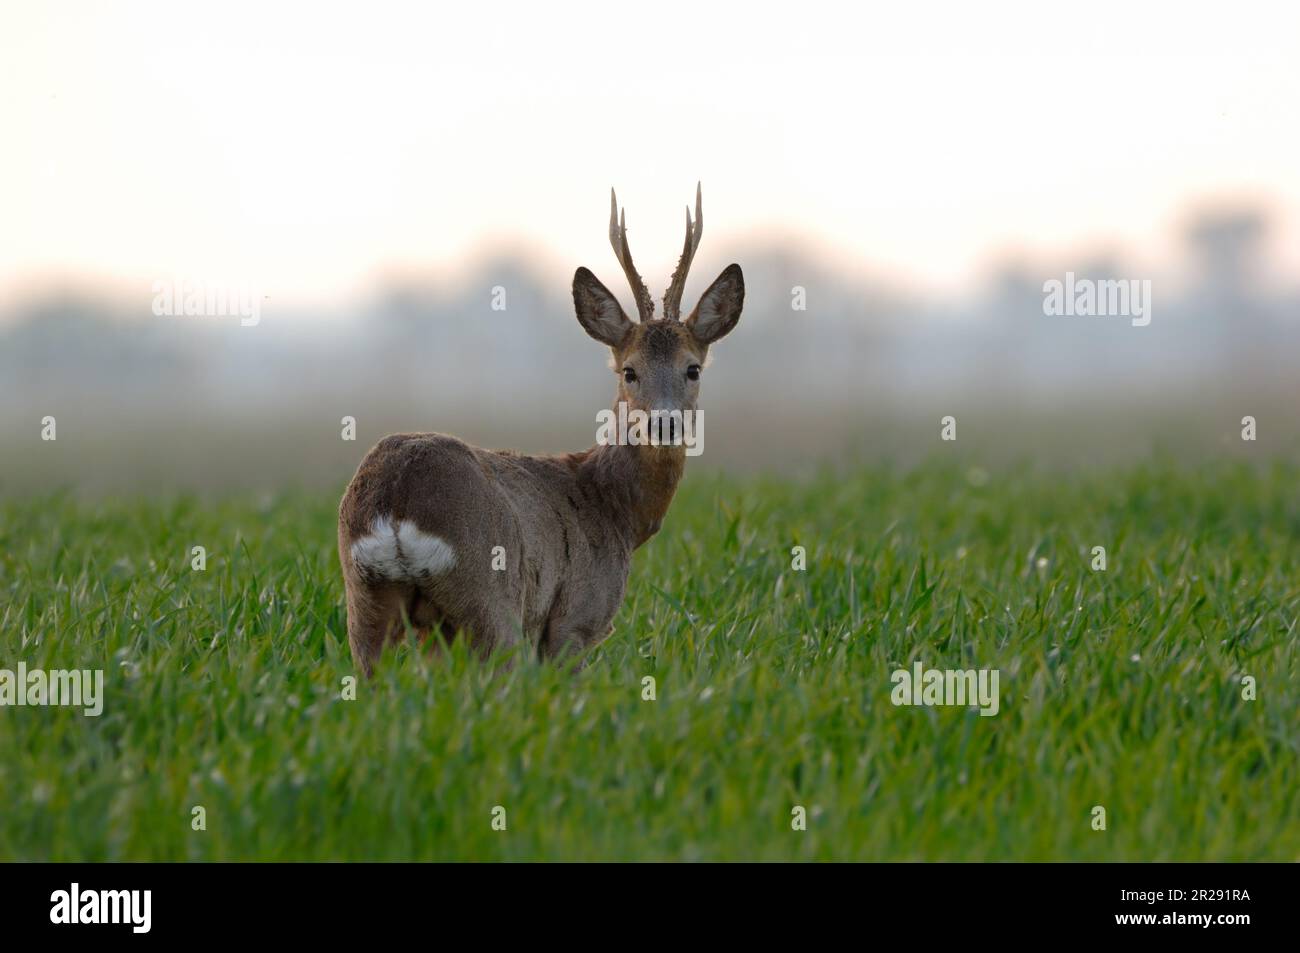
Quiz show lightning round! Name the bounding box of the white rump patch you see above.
[350,515,457,581]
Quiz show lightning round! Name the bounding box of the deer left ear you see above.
[573,267,634,347]
[685,264,744,344]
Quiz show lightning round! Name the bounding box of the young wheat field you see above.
[1,459,1296,861]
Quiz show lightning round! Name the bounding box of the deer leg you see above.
[460,605,526,664]
[343,576,406,677]
[540,615,615,667]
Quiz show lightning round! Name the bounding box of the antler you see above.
[609,188,656,322]
[662,182,703,321]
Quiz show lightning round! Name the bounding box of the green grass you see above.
[1,460,1298,861]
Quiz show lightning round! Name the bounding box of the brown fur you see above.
[338,195,743,675]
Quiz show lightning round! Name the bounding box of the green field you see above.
[1,460,1297,861]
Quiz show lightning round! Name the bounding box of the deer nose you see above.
[649,406,681,445]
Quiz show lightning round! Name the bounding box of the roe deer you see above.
[338,185,743,674]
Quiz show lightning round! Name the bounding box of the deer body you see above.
[338,186,743,674]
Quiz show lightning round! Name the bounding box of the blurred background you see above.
[3,1,1298,493]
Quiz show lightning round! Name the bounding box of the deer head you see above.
[572,184,744,440]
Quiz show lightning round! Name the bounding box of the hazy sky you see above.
[4,0,1299,309]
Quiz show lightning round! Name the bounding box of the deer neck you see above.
[576,439,686,550]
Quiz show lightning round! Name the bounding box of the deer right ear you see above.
[572,267,633,347]
[685,263,744,345]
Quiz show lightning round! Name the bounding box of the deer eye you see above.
[686,365,701,381]
[622,367,637,383]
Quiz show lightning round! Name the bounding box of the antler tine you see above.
[608,188,655,322]
[663,182,704,321]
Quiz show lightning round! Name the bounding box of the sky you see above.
[3,0,1299,311]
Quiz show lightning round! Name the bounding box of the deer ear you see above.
[685,264,744,344]
[573,267,633,347]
